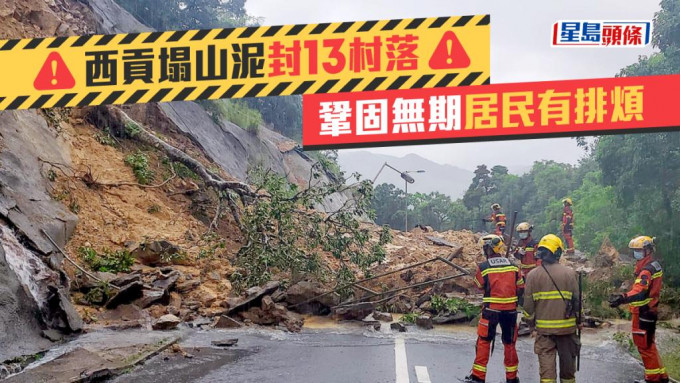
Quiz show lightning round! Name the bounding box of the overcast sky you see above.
[246,0,660,172]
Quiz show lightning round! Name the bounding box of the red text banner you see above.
[302,74,679,149]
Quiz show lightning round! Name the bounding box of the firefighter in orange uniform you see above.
[513,222,540,278]
[464,234,524,383]
[482,203,507,237]
[561,198,575,254]
[609,236,669,383]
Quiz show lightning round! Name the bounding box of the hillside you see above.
[337,151,474,198]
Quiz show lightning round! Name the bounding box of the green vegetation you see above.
[115,0,257,31]
[307,150,344,183]
[199,99,263,134]
[124,120,142,138]
[241,96,303,142]
[231,166,388,293]
[69,199,80,214]
[661,341,680,380]
[124,151,155,185]
[613,331,637,354]
[583,264,633,320]
[84,281,114,306]
[114,0,304,142]
[95,130,117,146]
[147,204,161,214]
[401,313,419,323]
[430,295,481,319]
[79,246,135,273]
[371,0,680,287]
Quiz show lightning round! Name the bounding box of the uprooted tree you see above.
[84,105,391,295]
[232,165,393,293]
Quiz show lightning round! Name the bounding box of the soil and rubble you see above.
[1,0,678,380]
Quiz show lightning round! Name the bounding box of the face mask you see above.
[633,250,645,260]
[519,232,529,239]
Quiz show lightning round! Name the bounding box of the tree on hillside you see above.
[371,183,405,229]
[603,0,680,283]
[463,165,491,209]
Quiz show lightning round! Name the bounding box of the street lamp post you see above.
[372,162,425,232]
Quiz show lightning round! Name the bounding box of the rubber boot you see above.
[507,378,520,383]
[463,375,485,383]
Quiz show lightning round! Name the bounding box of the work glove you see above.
[517,248,526,256]
[608,294,625,308]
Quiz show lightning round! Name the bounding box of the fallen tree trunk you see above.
[105,106,257,199]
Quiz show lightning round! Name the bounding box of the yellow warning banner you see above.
[0,15,490,110]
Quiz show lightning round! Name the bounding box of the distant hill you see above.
[337,151,474,199]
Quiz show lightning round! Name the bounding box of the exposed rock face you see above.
[0,244,52,361]
[0,110,77,255]
[86,0,152,34]
[84,0,353,213]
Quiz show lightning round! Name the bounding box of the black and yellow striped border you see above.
[0,15,490,110]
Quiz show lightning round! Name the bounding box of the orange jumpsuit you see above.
[623,256,668,382]
[490,211,507,236]
[514,236,540,278]
[562,206,574,253]
[470,256,524,382]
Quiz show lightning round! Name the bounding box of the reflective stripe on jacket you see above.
[515,237,538,270]
[523,262,579,335]
[624,257,663,314]
[475,256,524,311]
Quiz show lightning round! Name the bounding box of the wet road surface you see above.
[112,322,645,383]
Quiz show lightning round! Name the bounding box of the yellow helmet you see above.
[516,222,533,232]
[537,234,564,257]
[480,234,506,254]
[628,236,655,251]
[491,203,501,210]
[562,198,573,206]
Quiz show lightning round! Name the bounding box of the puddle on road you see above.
[112,347,254,383]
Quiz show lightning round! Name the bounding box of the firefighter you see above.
[523,234,580,383]
[464,234,524,383]
[513,222,540,278]
[482,203,507,237]
[561,198,575,254]
[609,236,668,383]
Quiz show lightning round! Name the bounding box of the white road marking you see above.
[395,336,410,383]
[415,365,431,383]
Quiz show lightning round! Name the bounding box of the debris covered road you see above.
[107,321,643,383]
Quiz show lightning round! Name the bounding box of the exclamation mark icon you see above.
[51,60,58,86]
[429,31,471,69]
[446,39,453,65]
[34,52,76,90]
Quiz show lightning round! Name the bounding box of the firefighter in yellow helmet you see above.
[465,234,523,383]
[523,234,580,383]
[609,236,668,383]
[482,203,506,237]
[513,222,540,278]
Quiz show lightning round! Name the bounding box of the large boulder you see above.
[226,281,281,315]
[332,302,375,321]
[152,314,180,330]
[130,240,181,266]
[239,297,304,332]
[284,281,339,315]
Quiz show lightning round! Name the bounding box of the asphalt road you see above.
[113,322,645,383]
